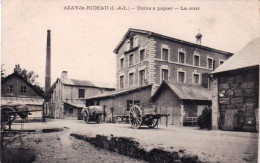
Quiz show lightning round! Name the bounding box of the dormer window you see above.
[130,37,134,49]
[126,36,138,52]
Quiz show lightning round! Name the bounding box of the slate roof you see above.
[1,97,44,106]
[151,81,212,101]
[64,99,86,108]
[213,37,260,74]
[85,84,152,100]
[114,28,233,56]
[58,77,115,89]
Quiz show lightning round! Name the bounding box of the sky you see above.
[2,0,259,89]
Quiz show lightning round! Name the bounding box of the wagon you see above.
[82,106,103,123]
[1,104,31,131]
[129,104,161,129]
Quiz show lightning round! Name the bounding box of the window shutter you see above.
[134,36,138,47]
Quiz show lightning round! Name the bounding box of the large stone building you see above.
[212,37,259,132]
[47,71,115,119]
[114,28,233,94]
[1,65,45,122]
[85,28,233,125]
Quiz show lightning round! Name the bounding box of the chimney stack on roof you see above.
[14,64,22,74]
[45,30,51,93]
[196,30,202,45]
[61,71,68,79]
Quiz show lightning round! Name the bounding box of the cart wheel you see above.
[148,118,158,128]
[84,109,89,124]
[129,105,142,129]
[1,107,17,124]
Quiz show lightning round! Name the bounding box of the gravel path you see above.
[6,129,146,163]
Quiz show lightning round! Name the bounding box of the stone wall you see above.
[215,67,259,131]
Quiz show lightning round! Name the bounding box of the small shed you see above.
[63,99,86,119]
[212,37,260,132]
[150,81,212,126]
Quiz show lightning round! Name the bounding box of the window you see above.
[127,100,140,111]
[20,86,26,93]
[219,60,224,65]
[179,52,185,63]
[129,54,134,66]
[178,71,185,83]
[139,70,145,85]
[193,74,200,84]
[194,55,200,67]
[161,69,169,81]
[69,108,73,115]
[208,58,213,69]
[162,48,169,61]
[78,89,85,98]
[140,49,145,62]
[120,58,124,69]
[130,37,134,49]
[7,85,13,92]
[129,73,134,87]
[120,75,124,89]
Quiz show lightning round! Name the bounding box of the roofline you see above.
[2,73,45,97]
[212,64,259,75]
[150,81,181,101]
[86,84,152,100]
[62,83,115,90]
[113,28,233,56]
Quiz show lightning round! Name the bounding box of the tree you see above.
[1,64,6,81]
[20,69,39,85]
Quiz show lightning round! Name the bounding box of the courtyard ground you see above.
[7,119,259,163]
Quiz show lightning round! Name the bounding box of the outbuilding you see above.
[211,37,259,132]
[150,81,212,126]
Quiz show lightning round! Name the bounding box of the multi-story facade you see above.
[114,28,233,94]
[47,71,115,119]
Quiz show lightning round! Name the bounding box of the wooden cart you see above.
[82,106,103,124]
[129,104,161,129]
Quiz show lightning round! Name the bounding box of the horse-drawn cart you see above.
[82,106,103,124]
[129,104,161,129]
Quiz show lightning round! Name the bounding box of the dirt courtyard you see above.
[7,119,259,163]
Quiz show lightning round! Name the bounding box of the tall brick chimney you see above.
[45,30,51,92]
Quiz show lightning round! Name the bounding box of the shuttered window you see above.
[139,70,145,85]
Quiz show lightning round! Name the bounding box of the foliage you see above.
[1,64,6,81]
[20,69,39,85]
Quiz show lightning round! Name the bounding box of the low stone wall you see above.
[70,133,203,163]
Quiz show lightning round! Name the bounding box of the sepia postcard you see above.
[1,0,259,162]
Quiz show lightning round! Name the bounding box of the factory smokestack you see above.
[45,30,51,93]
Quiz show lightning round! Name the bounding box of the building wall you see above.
[213,66,259,131]
[89,86,152,122]
[1,76,42,98]
[152,85,182,125]
[48,79,114,118]
[115,31,231,95]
